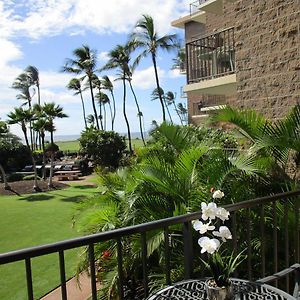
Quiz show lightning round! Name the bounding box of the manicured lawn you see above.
[0,184,98,300]
[56,138,146,153]
[56,140,80,152]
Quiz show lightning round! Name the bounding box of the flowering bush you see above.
[193,190,245,287]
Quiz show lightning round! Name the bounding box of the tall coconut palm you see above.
[126,65,146,145]
[151,87,173,124]
[131,14,179,122]
[32,104,49,180]
[101,44,133,153]
[102,75,116,130]
[87,114,95,127]
[177,103,188,125]
[0,121,10,190]
[67,78,87,129]
[25,65,40,105]
[166,91,182,125]
[96,91,111,131]
[62,45,99,129]
[43,103,68,187]
[91,74,104,130]
[7,107,40,191]
[12,72,36,149]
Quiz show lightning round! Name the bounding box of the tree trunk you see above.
[23,124,39,191]
[165,102,173,124]
[103,103,107,131]
[129,81,146,146]
[48,131,54,188]
[111,91,116,131]
[37,84,42,149]
[151,53,166,122]
[108,100,114,131]
[99,100,104,130]
[0,164,10,190]
[41,131,46,180]
[79,90,88,129]
[88,77,100,130]
[122,77,132,154]
[174,102,183,125]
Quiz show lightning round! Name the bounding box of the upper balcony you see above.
[171,0,238,29]
[184,27,236,96]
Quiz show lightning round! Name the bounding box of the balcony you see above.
[192,95,226,119]
[185,27,236,96]
[0,191,299,299]
[194,0,238,15]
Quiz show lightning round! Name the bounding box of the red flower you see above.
[102,250,110,258]
[210,187,215,193]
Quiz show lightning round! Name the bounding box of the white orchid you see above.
[201,202,218,221]
[212,190,224,199]
[198,237,220,254]
[216,207,230,222]
[193,220,215,234]
[213,226,232,242]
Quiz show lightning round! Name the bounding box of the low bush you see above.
[7,173,24,182]
[23,174,42,181]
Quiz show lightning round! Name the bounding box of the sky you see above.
[0,0,190,139]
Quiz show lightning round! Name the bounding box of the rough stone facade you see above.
[184,0,300,124]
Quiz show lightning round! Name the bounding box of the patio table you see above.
[146,278,296,300]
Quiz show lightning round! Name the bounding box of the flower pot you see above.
[205,279,233,300]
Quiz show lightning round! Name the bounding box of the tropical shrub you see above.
[7,173,24,182]
[79,128,126,169]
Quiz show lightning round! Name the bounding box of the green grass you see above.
[56,140,80,152]
[56,138,146,153]
[0,185,99,300]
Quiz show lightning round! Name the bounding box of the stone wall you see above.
[186,0,300,124]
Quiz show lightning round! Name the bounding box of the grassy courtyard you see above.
[0,184,98,300]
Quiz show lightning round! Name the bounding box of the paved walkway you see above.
[41,273,97,300]
[42,175,99,300]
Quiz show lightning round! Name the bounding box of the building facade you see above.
[172,0,300,125]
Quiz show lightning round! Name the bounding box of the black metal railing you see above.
[192,95,226,115]
[186,27,235,84]
[0,190,299,299]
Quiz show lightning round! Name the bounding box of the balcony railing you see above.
[189,0,208,15]
[0,190,299,299]
[186,27,235,84]
[192,95,226,115]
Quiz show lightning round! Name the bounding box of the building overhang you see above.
[197,0,224,15]
[171,11,206,29]
[184,74,236,96]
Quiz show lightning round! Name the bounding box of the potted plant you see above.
[193,189,245,300]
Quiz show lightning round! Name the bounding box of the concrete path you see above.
[41,273,100,300]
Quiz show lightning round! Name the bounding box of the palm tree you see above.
[87,114,95,127]
[0,121,10,190]
[131,14,179,122]
[62,45,99,129]
[101,44,133,153]
[177,103,188,125]
[165,91,182,125]
[91,74,104,130]
[43,103,68,187]
[7,107,40,191]
[102,75,116,130]
[126,65,146,145]
[96,91,111,131]
[25,66,40,105]
[151,87,173,124]
[66,78,87,129]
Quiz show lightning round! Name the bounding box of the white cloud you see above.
[0,39,23,67]
[98,51,110,62]
[1,0,188,39]
[132,66,165,90]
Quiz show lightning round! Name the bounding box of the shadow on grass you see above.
[60,195,85,203]
[70,185,97,190]
[18,194,54,201]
